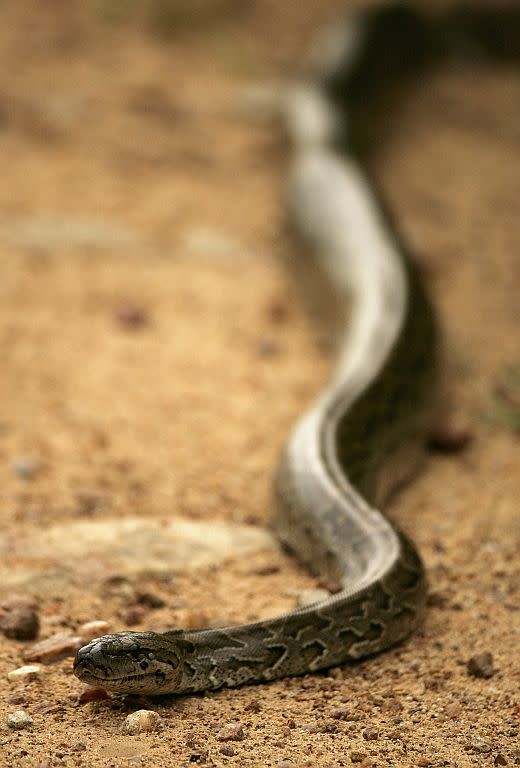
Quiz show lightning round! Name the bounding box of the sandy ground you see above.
[1,1,520,767]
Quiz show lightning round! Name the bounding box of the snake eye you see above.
[139,660,149,670]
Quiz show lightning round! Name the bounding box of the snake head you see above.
[73,631,189,695]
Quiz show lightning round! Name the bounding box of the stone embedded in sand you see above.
[7,664,44,683]
[427,415,473,453]
[0,517,276,593]
[77,620,111,642]
[78,685,110,703]
[220,746,235,757]
[123,710,162,734]
[23,632,83,663]
[469,737,492,754]
[467,652,496,679]
[0,605,40,640]
[217,722,245,742]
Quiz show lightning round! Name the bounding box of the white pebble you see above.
[123,710,162,735]
[7,664,44,683]
[6,710,33,729]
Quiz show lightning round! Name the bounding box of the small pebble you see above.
[321,721,339,733]
[382,697,403,714]
[362,727,379,741]
[467,652,496,679]
[0,606,40,640]
[495,755,508,766]
[256,338,281,357]
[120,606,146,626]
[23,632,82,663]
[217,723,245,742]
[77,620,111,642]
[135,591,166,609]
[275,761,295,768]
[7,664,44,683]
[350,753,366,764]
[427,416,473,453]
[295,588,330,609]
[220,746,235,757]
[331,707,350,720]
[78,685,110,703]
[75,489,103,516]
[9,694,27,705]
[426,591,448,608]
[417,758,431,767]
[301,722,320,734]
[470,738,492,754]
[123,710,162,734]
[115,303,148,329]
[445,701,461,719]
[265,300,289,325]
[12,457,40,480]
[6,710,33,730]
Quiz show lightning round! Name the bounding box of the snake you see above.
[73,3,520,695]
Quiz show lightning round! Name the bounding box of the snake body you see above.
[73,4,520,695]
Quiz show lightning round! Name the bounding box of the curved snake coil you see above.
[73,4,520,695]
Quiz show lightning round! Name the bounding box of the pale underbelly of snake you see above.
[73,4,520,695]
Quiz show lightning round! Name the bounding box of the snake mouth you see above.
[74,649,170,693]
[74,663,150,686]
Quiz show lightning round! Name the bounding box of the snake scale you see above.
[73,4,520,695]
